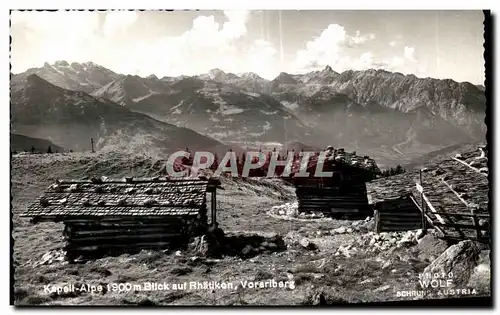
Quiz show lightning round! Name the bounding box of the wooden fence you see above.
[410,169,490,243]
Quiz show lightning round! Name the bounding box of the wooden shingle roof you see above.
[367,145,489,211]
[366,172,418,205]
[22,177,218,220]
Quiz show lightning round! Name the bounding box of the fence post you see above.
[471,209,480,240]
[419,169,427,232]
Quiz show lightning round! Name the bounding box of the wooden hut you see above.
[367,145,490,242]
[21,176,221,261]
[366,173,423,232]
[292,148,380,219]
[410,146,490,243]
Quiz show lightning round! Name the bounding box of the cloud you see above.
[11,10,280,78]
[116,10,279,78]
[11,11,102,70]
[292,22,425,77]
[102,11,138,37]
[221,10,251,40]
[293,24,376,72]
[404,46,416,61]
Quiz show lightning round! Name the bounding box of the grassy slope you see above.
[11,152,481,306]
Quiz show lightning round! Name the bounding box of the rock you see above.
[381,260,392,269]
[415,229,426,241]
[332,227,346,234]
[241,245,254,257]
[397,231,416,247]
[414,234,449,261]
[267,242,277,249]
[352,221,362,227]
[299,238,318,250]
[423,240,480,288]
[373,284,391,293]
[175,250,182,256]
[346,228,353,233]
[467,250,490,294]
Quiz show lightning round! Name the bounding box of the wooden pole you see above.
[211,190,217,227]
[91,138,95,153]
[419,169,426,232]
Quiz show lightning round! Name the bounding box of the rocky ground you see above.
[11,152,491,305]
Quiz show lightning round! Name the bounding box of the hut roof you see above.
[294,147,380,175]
[21,177,218,220]
[366,172,418,205]
[412,147,489,215]
[366,145,489,214]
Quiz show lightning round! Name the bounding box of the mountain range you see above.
[10,73,230,157]
[10,61,486,166]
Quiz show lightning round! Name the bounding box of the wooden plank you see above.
[68,227,182,236]
[409,195,446,237]
[420,192,446,224]
[432,221,482,229]
[66,241,175,252]
[428,211,490,218]
[451,157,487,177]
[441,179,471,207]
[67,232,184,243]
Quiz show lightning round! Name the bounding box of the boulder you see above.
[414,234,449,261]
[422,240,480,288]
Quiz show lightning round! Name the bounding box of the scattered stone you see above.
[415,229,426,241]
[346,228,353,233]
[299,238,318,250]
[373,284,391,293]
[175,250,182,257]
[241,245,254,257]
[331,227,346,234]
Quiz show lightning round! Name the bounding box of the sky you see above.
[10,10,485,84]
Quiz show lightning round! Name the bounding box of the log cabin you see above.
[291,147,380,219]
[21,176,221,261]
[366,173,422,232]
[367,145,490,242]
